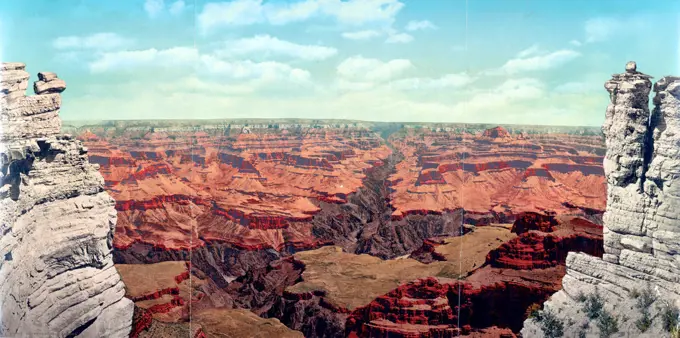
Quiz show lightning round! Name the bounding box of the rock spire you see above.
[0,63,133,337]
[522,62,680,337]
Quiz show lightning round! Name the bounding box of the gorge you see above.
[4,60,674,338]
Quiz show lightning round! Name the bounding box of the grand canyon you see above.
[4,59,680,337]
[4,0,680,336]
[60,117,608,337]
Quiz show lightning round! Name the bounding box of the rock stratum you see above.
[0,63,133,336]
[65,117,608,336]
[388,126,606,223]
[74,120,606,267]
[522,63,680,337]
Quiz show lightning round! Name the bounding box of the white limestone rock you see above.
[522,63,680,337]
[0,63,132,337]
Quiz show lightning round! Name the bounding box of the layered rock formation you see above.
[522,62,680,337]
[387,126,606,223]
[63,118,610,337]
[75,124,467,286]
[0,63,133,337]
[223,219,600,337]
[76,121,607,274]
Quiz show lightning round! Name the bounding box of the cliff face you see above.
[522,62,680,337]
[0,63,133,337]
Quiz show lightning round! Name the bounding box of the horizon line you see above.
[60,117,603,129]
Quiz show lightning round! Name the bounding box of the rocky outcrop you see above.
[510,212,559,234]
[346,275,558,337]
[0,63,133,337]
[522,62,680,337]
[482,126,511,139]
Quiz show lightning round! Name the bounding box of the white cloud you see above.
[198,0,405,33]
[199,55,312,83]
[584,17,620,43]
[88,47,199,73]
[145,0,186,18]
[516,44,541,58]
[169,0,186,15]
[342,30,382,40]
[334,79,379,92]
[198,0,264,29]
[337,56,413,83]
[342,27,413,43]
[390,73,475,90]
[570,39,582,47]
[157,76,257,95]
[144,0,164,18]
[405,20,436,31]
[52,33,132,51]
[321,0,404,26]
[265,0,319,25]
[87,45,312,88]
[385,32,413,44]
[333,72,474,93]
[452,78,545,113]
[486,49,581,75]
[216,35,337,61]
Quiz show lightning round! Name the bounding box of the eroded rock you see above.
[0,63,133,337]
[522,63,680,338]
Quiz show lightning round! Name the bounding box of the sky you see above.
[0,0,679,126]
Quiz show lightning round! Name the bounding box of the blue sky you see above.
[1,0,678,126]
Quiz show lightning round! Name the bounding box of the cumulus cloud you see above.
[342,30,382,40]
[390,73,475,91]
[52,33,132,51]
[169,0,186,15]
[385,32,413,44]
[198,0,264,28]
[516,44,541,58]
[144,0,164,18]
[265,0,321,25]
[198,0,404,33]
[337,56,413,83]
[342,28,413,44]
[215,35,337,61]
[322,0,404,26]
[405,20,436,31]
[199,55,312,83]
[88,47,198,73]
[163,76,257,95]
[485,49,581,76]
[87,45,313,88]
[144,0,186,18]
[452,78,545,113]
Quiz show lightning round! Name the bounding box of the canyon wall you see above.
[0,63,133,337]
[522,62,680,337]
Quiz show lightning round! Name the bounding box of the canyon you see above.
[62,115,608,336]
[0,62,629,338]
